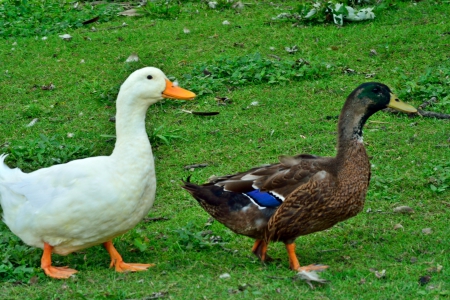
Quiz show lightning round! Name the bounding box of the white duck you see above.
[0,67,196,279]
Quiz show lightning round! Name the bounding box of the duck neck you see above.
[111,92,152,158]
[335,102,371,163]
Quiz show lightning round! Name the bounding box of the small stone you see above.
[219,273,231,279]
[125,53,139,63]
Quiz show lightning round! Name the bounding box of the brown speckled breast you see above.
[266,141,370,243]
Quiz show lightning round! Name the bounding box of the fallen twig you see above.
[417,109,450,119]
[318,248,340,252]
[266,275,288,280]
[184,163,208,170]
[383,108,450,119]
[418,97,438,109]
[142,217,170,223]
[181,109,219,116]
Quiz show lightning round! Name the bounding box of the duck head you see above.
[338,82,417,143]
[118,67,196,106]
[347,82,417,117]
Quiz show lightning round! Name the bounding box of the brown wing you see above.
[266,170,339,243]
[211,154,332,199]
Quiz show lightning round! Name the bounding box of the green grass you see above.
[0,0,449,299]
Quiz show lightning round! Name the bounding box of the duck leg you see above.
[41,243,78,279]
[103,241,154,272]
[251,239,273,262]
[285,243,329,272]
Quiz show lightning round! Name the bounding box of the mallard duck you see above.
[0,67,196,279]
[182,82,416,272]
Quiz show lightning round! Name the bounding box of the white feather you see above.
[0,67,175,255]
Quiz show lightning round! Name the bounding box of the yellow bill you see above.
[388,93,417,113]
[162,79,196,100]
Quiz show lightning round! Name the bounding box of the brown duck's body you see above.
[182,82,417,272]
[268,141,370,243]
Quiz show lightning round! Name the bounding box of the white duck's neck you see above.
[111,91,153,159]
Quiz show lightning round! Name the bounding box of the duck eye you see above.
[147,75,153,80]
[372,87,380,93]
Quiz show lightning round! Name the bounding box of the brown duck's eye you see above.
[147,75,153,80]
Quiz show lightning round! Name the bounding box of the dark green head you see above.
[348,82,416,116]
[338,82,417,142]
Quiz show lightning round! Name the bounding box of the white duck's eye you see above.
[147,75,153,80]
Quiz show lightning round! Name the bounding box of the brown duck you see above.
[182,82,417,272]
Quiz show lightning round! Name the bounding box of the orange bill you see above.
[162,79,196,100]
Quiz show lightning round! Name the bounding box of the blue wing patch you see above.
[244,189,283,208]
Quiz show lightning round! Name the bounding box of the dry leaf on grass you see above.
[294,270,329,289]
[29,276,38,285]
[393,206,414,214]
[419,275,431,286]
[285,45,298,53]
[427,264,443,273]
[41,83,55,90]
[369,268,386,279]
[215,96,232,105]
[145,291,167,299]
[59,34,72,40]
[204,217,214,227]
[393,224,404,230]
[26,118,38,127]
[375,270,386,279]
[118,9,142,17]
[233,1,245,9]
[422,228,432,235]
[82,16,100,25]
[184,163,208,170]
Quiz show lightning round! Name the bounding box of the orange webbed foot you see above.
[41,243,78,279]
[110,261,154,272]
[43,266,78,279]
[285,243,328,272]
[296,264,329,272]
[103,241,154,273]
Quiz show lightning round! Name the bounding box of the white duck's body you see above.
[0,67,195,278]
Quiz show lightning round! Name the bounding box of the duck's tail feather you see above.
[0,154,24,182]
[181,177,225,206]
[0,154,9,179]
